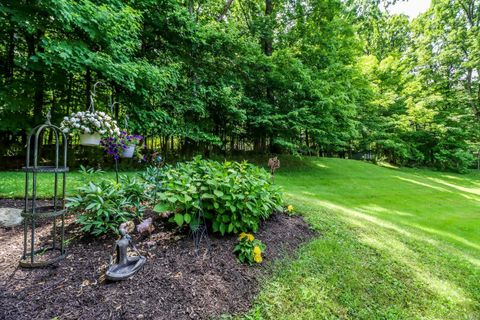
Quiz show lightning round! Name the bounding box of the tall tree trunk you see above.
[217,0,235,21]
[263,0,273,57]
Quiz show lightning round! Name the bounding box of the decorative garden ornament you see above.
[268,156,280,176]
[106,221,146,281]
[20,110,68,268]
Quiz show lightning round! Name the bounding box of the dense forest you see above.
[0,0,479,171]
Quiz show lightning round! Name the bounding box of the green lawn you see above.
[1,158,479,319]
[244,158,480,319]
[0,170,138,198]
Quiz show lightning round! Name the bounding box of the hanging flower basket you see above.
[120,145,136,158]
[101,131,143,160]
[79,133,102,146]
[60,111,120,147]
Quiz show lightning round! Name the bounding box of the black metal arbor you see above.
[20,113,68,268]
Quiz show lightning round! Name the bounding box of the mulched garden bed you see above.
[0,200,316,320]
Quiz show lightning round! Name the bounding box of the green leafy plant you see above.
[140,166,167,204]
[154,157,283,235]
[67,176,145,236]
[78,165,105,184]
[233,232,266,265]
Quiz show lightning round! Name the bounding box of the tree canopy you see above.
[1,0,478,171]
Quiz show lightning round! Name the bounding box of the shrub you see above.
[67,176,145,236]
[233,232,266,264]
[153,157,283,235]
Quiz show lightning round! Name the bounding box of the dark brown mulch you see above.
[0,204,316,320]
[0,198,53,209]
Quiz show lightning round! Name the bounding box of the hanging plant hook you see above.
[110,101,119,119]
[88,81,105,113]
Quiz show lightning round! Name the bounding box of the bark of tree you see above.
[217,0,235,21]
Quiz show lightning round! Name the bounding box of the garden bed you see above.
[0,201,315,320]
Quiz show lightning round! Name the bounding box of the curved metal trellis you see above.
[20,110,69,268]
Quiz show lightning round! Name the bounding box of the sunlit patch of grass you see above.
[243,157,480,319]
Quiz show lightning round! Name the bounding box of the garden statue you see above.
[268,156,280,176]
[137,217,155,236]
[106,221,146,281]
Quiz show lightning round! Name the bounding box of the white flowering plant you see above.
[60,111,120,136]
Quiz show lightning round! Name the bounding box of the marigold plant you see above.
[233,232,266,265]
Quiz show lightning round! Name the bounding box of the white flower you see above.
[74,123,80,128]
[63,116,68,121]
[62,128,69,133]
[105,123,111,128]
[84,128,91,134]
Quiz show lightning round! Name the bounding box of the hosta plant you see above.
[154,157,283,235]
[67,176,145,236]
[233,232,266,264]
[60,111,120,136]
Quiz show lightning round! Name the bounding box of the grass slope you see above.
[1,158,479,318]
[245,158,480,319]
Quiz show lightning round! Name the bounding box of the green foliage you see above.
[233,232,266,265]
[153,157,283,235]
[352,0,479,172]
[1,0,478,173]
[66,175,145,236]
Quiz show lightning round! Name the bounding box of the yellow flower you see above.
[253,246,261,255]
[239,232,255,241]
[253,253,263,263]
[287,205,294,212]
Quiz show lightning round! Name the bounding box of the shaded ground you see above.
[0,204,315,320]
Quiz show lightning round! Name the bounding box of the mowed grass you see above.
[1,158,479,318]
[0,170,138,198]
[244,158,480,319]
